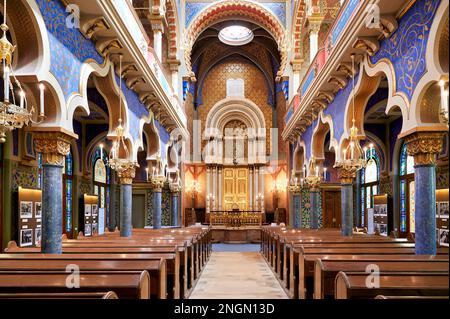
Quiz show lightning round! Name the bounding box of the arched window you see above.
[93,148,110,223]
[399,143,415,234]
[37,153,43,189]
[63,151,73,235]
[360,147,380,227]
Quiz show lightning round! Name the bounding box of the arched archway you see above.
[184,0,287,81]
[204,98,266,165]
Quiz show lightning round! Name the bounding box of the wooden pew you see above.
[285,242,417,294]
[375,295,449,299]
[335,272,449,299]
[314,259,449,299]
[5,243,185,299]
[0,291,118,299]
[297,246,449,299]
[0,256,165,299]
[0,270,150,299]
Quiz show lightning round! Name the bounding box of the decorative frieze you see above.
[33,131,75,166]
[114,160,137,185]
[405,131,445,166]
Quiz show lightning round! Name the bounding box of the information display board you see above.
[436,189,449,247]
[373,194,392,237]
[80,194,99,237]
[17,187,42,247]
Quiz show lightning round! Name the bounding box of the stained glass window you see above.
[359,146,380,227]
[94,159,107,183]
[400,179,406,232]
[400,143,414,176]
[63,151,73,235]
[409,181,416,233]
[37,153,43,189]
[93,147,110,221]
[399,143,415,233]
[365,159,378,183]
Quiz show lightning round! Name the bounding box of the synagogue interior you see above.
[0,0,449,301]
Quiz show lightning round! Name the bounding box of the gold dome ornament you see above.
[1,0,44,143]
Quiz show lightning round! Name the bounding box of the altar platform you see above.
[211,226,262,244]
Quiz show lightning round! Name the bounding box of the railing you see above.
[286,0,363,129]
[284,94,299,124]
[110,0,186,126]
[298,48,326,98]
[209,210,263,227]
[329,0,360,48]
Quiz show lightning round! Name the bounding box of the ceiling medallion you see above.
[218,25,254,46]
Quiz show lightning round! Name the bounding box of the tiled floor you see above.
[189,252,289,299]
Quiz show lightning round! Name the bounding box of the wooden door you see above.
[322,190,341,228]
[223,168,248,211]
[132,194,146,228]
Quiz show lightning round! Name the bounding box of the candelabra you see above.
[146,154,166,190]
[304,157,326,190]
[206,193,216,213]
[107,54,139,178]
[334,54,366,174]
[168,170,182,193]
[256,193,264,213]
[288,169,301,193]
[0,0,44,143]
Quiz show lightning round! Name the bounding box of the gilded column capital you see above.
[115,161,137,185]
[405,131,445,166]
[33,131,75,166]
[169,182,182,194]
[336,166,358,185]
[150,175,166,192]
[288,184,301,194]
[305,176,321,191]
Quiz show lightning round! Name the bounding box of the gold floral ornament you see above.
[405,131,445,166]
[33,131,75,166]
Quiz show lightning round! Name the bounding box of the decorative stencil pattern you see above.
[36,0,103,99]
[260,2,286,26]
[185,2,210,27]
[146,190,154,226]
[12,163,39,191]
[198,59,273,154]
[146,187,172,226]
[300,189,323,228]
[370,0,440,101]
[322,72,360,143]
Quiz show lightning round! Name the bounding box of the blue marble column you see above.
[404,131,444,255]
[120,183,132,237]
[293,192,301,229]
[33,132,73,254]
[414,164,437,255]
[153,190,162,229]
[171,192,179,227]
[42,164,63,254]
[310,189,320,229]
[341,183,353,236]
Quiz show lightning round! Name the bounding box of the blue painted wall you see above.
[370,0,441,101]
[35,0,169,147]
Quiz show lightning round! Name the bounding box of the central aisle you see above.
[189,251,289,299]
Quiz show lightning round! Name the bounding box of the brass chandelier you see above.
[107,54,137,171]
[0,0,44,143]
[334,54,366,173]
